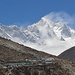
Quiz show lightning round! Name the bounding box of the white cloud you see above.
[44,11,75,29]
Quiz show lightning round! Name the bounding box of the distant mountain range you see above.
[0,15,75,55]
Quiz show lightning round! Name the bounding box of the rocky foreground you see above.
[0,59,75,75]
[0,61,74,75]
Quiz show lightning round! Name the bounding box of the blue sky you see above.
[0,0,75,28]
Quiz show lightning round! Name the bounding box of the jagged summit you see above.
[0,15,75,55]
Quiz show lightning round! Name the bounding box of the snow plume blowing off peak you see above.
[43,11,75,29]
[22,12,75,55]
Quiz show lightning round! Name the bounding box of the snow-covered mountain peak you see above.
[40,17,56,28]
[40,16,70,32]
[0,14,75,55]
[41,16,74,38]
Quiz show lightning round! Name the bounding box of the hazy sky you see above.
[0,0,75,28]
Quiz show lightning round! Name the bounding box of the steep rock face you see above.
[58,46,75,61]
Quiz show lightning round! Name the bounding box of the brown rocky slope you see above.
[0,37,75,75]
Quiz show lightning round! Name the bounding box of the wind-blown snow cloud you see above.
[44,11,75,29]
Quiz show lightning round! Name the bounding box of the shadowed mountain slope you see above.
[59,46,75,61]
